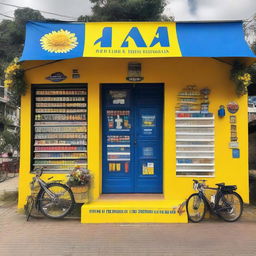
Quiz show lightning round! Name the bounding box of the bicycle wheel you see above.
[0,169,7,183]
[216,192,243,222]
[25,196,35,221]
[39,183,75,219]
[186,193,206,223]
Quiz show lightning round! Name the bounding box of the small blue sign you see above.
[46,72,67,82]
[232,148,240,158]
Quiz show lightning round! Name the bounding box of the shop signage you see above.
[227,102,239,114]
[230,115,237,124]
[88,208,177,215]
[72,69,80,79]
[94,27,170,48]
[84,22,182,58]
[126,77,144,82]
[46,72,67,82]
[232,149,240,158]
[229,142,239,148]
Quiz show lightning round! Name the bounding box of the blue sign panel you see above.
[21,21,85,61]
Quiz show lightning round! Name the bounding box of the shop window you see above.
[31,85,87,173]
[175,85,215,177]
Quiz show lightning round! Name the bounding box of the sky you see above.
[0,0,255,22]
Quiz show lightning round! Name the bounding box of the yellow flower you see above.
[4,79,13,88]
[238,73,251,86]
[40,29,78,53]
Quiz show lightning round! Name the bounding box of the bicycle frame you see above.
[197,186,233,215]
[31,175,59,210]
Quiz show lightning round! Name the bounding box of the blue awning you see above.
[20,21,256,61]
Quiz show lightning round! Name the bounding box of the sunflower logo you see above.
[40,29,78,53]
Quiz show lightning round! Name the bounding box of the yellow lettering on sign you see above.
[83,22,182,58]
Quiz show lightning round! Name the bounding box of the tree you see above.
[243,16,256,54]
[14,8,45,41]
[78,0,171,22]
[0,116,19,154]
[0,8,45,106]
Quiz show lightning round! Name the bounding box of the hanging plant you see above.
[4,57,27,98]
[230,61,255,96]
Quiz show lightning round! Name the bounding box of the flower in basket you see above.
[67,166,91,187]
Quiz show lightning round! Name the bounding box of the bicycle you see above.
[24,167,75,221]
[0,158,19,182]
[0,165,8,182]
[186,179,243,223]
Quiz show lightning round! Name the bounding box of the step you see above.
[81,199,188,223]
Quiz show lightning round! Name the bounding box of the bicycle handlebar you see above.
[33,167,45,177]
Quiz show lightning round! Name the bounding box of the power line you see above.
[0,12,14,19]
[0,2,77,19]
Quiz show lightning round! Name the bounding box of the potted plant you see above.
[67,166,91,203]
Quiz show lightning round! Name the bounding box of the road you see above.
[1,202,256,256]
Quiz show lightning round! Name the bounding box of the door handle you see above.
[134,139,137,145]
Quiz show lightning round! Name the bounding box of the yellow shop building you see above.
[18,21,256,223]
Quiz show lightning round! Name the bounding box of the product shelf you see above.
[176,163,214,166]
[35,100,86,103]
[34,150,87,153]
[35,106,87,109]
[35,112,87,114]
[176,156,214,159]
[34,123,87,127]
[176,125,214,128]
[176,169,214,173]
[175,117,214,120]
[176,133,214,135]
[35,132,87,134]
[176,175,215,177]
[176,145,214,147]
[34,157,87,160]
[35,94,87,97]
[34,144,85,146]
[175,111,215,177]
[176,139,214,142]
[32,87,88,173]
[176,111,208,113]
[33,164,87,166]
[176,151,214,153]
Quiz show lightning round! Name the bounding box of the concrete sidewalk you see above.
[1,202,256,256]
[0,176,18,202]
[1,178,256,255]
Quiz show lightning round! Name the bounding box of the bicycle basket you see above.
[221,185,237,192]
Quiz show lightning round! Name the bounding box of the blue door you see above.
[102,84,163,193]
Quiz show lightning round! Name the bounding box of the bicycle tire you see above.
[25,196,35,221]
[0,169,8,183]
[186,193,206,223]
[216,192,243,222]
[39,183,75,219]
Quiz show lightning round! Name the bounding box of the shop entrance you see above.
[102,84,163,193]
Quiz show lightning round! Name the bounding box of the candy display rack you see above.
[175,86,215,177]
[31,85,87,173]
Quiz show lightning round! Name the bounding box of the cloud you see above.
[188,0,198,15]
[165,0,256,21]
[0,0,92,21]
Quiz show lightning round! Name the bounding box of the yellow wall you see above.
[18,57,249,209]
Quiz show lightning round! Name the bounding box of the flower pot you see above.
[71,186,88,203]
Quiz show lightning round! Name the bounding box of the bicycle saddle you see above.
[215,183,225,187]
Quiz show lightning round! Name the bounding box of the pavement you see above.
[0,175,18,202]
[2,178,256,255]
